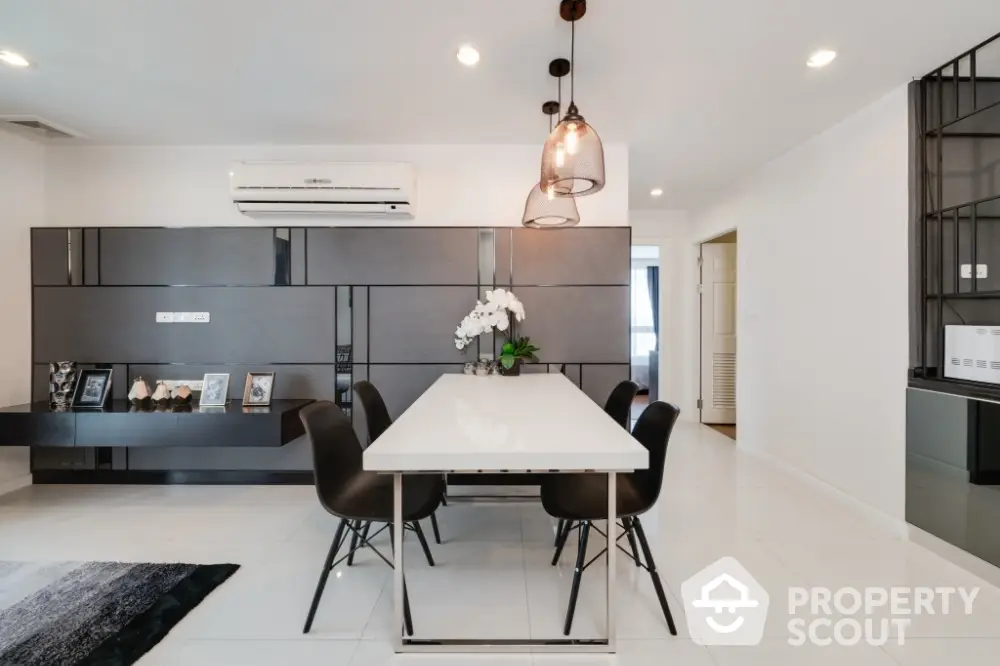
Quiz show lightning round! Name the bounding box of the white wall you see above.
[0,128,44,493]
[630,210,697,416]
[43,144,628,227]
[689,85,910,520]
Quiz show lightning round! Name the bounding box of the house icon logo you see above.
[681,557,769,646]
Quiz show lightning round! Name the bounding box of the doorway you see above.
[699,231,737,439]
[631,246,659,423]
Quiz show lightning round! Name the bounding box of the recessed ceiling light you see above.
[0,49,31,68]
[807,49,837,68]
[456,45,480,67]
[650,188,664,197]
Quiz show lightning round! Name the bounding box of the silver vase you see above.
[49,361,78,409]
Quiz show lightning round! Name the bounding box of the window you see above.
[631,264,657,360]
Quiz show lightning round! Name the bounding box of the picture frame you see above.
[243,372,275,406]
[72,368,113,408]
[200,373,230,407]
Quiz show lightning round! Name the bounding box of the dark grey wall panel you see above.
[515,287,630,363]
[69,229,83,286]
[581,364,631,406]
[369,287,477,363]
[83,229,100,285]
[495,229,512,285]
[129,364,337,400]
[511,228,630,285]
[99,229,276,285]
[306,228,479,285]
[353,287,368,363]
[34,287,336,363]
[126,437,312,471]
[32,229,68,286]
[291,229,306,285]
[368,364,463,419]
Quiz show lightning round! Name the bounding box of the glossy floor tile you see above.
[3,422,1000,664]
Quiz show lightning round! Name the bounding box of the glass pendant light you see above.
[523,62,580,228]
[540,0,605,197]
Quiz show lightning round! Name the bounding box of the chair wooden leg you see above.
[563,521,591,636]
[429,512,442,544]
[623,517,641,567]
[347,520,363,566]
[303,518,347,634]
[551,519,572,566]
[412,521,436,566]
[632,517,677,636]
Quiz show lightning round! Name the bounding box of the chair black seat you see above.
[323,470,441,523]
[541,401,682,637]
[541,473,647,520]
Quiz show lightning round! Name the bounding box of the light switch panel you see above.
[978,264,988,279]
[961,264,972,279]
[155,312,175,323]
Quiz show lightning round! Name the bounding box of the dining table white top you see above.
[363,373,649,474]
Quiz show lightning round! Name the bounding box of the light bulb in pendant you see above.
[546,185,555,201]
[555,143,566,168]
[565,123,579,155]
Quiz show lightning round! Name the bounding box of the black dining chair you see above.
[300,401,442,636]
[554,380,639,556]
[352,381,444,565]
[542,400,681,636]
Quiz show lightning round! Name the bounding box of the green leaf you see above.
[500,353,515,369]
[501,342,515,354]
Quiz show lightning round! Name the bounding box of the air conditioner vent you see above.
[0,115,82,139]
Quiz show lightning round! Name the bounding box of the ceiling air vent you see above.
[0,115,83,139]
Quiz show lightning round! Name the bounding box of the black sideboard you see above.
[0,399,312,449]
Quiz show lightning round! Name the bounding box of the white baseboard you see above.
[738,444,908,539]
[0,474,31,498]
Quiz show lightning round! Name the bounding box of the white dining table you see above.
[363,372,648,653]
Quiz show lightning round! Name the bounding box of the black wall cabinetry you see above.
[27,225,631,483]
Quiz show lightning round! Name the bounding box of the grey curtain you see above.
[646,266,659,350]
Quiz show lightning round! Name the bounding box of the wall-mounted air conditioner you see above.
[944,325,1000,384]
[229,161,415,216]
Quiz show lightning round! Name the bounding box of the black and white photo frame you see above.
[72,368,113,408]
[243,372,275,406]
[200,373,230,407]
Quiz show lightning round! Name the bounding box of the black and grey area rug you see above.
[0,560,239,666]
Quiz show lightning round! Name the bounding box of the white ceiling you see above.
[1,0,998,209]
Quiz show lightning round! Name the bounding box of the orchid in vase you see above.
[454,288,540,375]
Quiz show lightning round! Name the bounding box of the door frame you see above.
[697,229,738,425]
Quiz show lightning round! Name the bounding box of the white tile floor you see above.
[2,423,1000,664]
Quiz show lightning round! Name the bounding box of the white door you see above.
[700,243,737,424]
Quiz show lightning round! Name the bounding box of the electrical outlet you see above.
[961,264,989,279]
[192,312,210,323]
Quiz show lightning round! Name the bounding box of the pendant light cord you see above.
[569,16,576,104]
[557,72,562,123]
